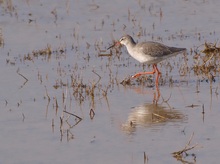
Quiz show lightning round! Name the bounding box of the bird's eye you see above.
[120,37,125,41]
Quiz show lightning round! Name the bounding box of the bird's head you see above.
[118,35,132,46]
[107,35,135,50]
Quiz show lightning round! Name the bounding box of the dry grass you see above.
[193,42,220,83]
[172,132,202,162]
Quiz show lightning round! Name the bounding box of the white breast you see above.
[127,46,155,64]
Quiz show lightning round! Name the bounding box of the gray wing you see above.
[136,41,185,57]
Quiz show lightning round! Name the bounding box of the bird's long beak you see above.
[107,41,121,50]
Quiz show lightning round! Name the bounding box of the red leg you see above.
[153,87,161,103]
[154,64,161,87]
[131,71,155,78]
[131,64,156,78]
[131,64,161,87]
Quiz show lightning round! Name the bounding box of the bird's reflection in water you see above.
[122,103,186,134]
[121,80,161,103]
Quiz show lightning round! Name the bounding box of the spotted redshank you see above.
[108,35,186,87]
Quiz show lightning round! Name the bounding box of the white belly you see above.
[127,47,160,64]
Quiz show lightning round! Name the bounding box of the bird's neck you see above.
[130,37,136,46]
[126,39,136,49]
[126,44,135,53]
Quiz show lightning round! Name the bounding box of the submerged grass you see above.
[13,39,220,116]
[172,132,202,163]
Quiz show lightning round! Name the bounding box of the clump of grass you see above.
[193,42,220,83]
[23,44,52,61]
[201,42,220,53]
[32,44,52,56]
[23,44,66,61]
[120,75,155,87]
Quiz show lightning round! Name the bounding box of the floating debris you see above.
[172,133,202,162]
[89,109,95,119]
[185,104,200,108]
[98,53,112,57]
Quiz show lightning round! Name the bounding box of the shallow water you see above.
[1,0,220,163]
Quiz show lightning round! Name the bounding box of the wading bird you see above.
[108,35,186,87]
